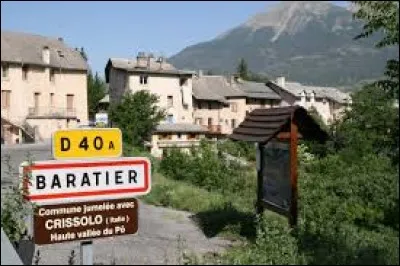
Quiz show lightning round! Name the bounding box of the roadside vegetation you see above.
[135,2,399,264]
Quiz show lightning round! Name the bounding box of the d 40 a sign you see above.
[52,128,122,159]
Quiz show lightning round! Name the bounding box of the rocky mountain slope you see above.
[169,1,398,88]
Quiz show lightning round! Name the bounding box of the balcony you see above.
[27,106,77,119]
[157,139,202,148]
[207,125,222,134]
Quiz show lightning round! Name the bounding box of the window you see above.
[195,118,203,125]
[159,134,172,140]
[231,119,236,128]
[231,103,238,112]
[66,94,74,115]
[270,99,275,108]
[140,75,148,85]
[167,95,173,108]
[188,134,197,140]
[22,65,29,80]
[1,90,11,108]
[208,117,213,126]
[50,93,55,108]
[167,114,174,123]
[2,64,9,78]
[50,69,55,83]
[177,133,182,139]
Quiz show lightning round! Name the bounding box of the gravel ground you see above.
[33,201,233,265]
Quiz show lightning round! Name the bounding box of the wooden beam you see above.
[256,143,265,215]
[289,121,298,227]
[277,131,303,140]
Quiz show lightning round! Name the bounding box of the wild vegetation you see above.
[109,90,166,147]
[141,2,399,264]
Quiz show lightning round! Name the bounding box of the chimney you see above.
[276,76,285,88]
[147,53,154,69]
[310,91,316,105]
[198,70,203,77]
[158,56,164,69]
[137,52,147,68]
[42,46,50,64]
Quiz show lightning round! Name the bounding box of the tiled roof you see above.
[107,58,194,76]
[238,80,282,100]
[266,80,351,104]
[192,76,281,102]
[192,75,243,103]
[229,106,328,143]
[1,30,88,70]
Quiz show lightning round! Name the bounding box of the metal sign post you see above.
[80,241,93,265]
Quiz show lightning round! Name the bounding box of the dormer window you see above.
[140,75,148,85]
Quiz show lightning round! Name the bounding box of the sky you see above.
[1,1,348,77]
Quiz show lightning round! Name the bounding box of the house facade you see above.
[105,53,194,124]
[267,77,351,125]
[145,123,208,158]
[1,31,88,144]
[192,74,282,135]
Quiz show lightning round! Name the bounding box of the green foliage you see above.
[335,85,399,162]
[109,90,165,147]
[160,140,252,195]
[87,71,107,119]
[1,156,33,242]
[237,58,249,80]
[353,1,399,48]
[142,173,228,214]
[217,139,256,162]
[296,150,399,264]
[236,57,269,83]
[221,215,305,265]
[353,1,399,99]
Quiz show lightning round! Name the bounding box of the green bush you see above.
[220,214,305,265]
[160,141,252,195]
[217,139,256,162]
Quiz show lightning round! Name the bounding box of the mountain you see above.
[169,1,398,88]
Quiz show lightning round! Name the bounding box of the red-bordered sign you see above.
[20,157,151,205]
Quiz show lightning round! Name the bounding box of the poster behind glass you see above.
[262,140,291,212]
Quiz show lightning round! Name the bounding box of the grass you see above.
[141,172,258,241]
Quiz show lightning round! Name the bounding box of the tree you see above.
[335,85,399,162]
[109,90,166,147]
[247,72,270,83]
[237,58,249,80]
[353,1,399,99]
[87,71,107,120]
[80,47,88,62]
[343,1,400,161]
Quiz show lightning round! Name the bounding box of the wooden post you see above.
[289,120,298,227]
[256,143,264,215]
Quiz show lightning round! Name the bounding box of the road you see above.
[1,143,233,265]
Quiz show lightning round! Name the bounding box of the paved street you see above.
[1,143,233,265]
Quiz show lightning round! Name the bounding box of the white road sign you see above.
[20,157,151,205]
